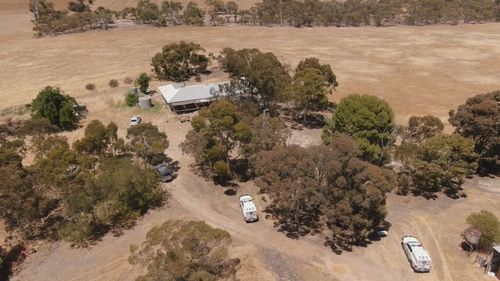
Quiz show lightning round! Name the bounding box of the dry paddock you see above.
[1,4,500,281]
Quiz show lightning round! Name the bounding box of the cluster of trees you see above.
[30,0,114,36]
[255,139,395,251]
[181,99,289,183]
[128,0,240,26]
[31,0,500,36]
[449,91,500,175]
[130,0,205,26]
[249,0,500,27]
[0,87,170,245]
[127,0,500,27]
[129,220,240,281]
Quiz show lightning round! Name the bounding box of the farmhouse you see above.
[158,82,229,113]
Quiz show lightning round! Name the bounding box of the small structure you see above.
[138,96,152,109]
[463,227,482,252]
[158,82,229,113]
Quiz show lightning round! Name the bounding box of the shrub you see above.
[108,79,119,88]
[85,83,96,91]
[466,210,500,250]
[135,73,150,94]
[125,93,139,107]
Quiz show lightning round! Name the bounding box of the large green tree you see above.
[219,48,290,107]
[395,134,479,198]
[181,100,251,182]
[73,120,125,157]
[151,41,209,81]
[31,86,78,130]
[287,68,330,120]
[255,136,395,250]
[130,220,239,281]
[59,157,165,245]
[323,94,395,165]
[449,91,500,174]
[295,57,338,89]
[127,122,169,165]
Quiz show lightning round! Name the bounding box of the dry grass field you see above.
[1,3,500,281]
[1,7,500,125]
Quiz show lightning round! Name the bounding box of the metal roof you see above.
[158,82,229,104]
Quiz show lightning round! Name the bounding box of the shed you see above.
[158,82,229,113]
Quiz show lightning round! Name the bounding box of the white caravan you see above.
[402,236,432,272]
[239,195,258,223]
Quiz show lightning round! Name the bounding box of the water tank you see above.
[138,96,152,109]
[465,227,482,245]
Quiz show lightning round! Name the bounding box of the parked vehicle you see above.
[239,195,258,223]
[130,115,141,126]
[154,163,174,182]
[402,236,432,272]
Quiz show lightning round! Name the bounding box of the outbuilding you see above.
[158,82,229,113]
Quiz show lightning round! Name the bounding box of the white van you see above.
[239,195,258,223]
[402,236,432,272]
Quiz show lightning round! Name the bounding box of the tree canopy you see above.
[219,48,290,108]
[151,41,209,82]
[254,136,395,251]
[30,86,78,130]
[130,220,239,281]
[395,134,478,198]
[287,68,330,119]
[127,122,169,165]
[449,91,500,174]
[323,94,395,165]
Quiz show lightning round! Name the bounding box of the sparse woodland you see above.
[29,0,500,36]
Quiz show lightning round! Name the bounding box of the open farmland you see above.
[1,6,500,124]
[1,2,500,281]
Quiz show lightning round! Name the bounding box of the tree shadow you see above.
[230,159,252,182]
[0,244,27,281]
[264,204,323,239]
[293,113,326,129]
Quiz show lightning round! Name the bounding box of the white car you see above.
[239,195,258,223]
[130,115,141,126]
[402,236,432,272]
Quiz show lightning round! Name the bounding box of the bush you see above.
[135,73,150,94]
[125,93,139,107]
[85,83,96,91]
[108,79,119,88]
[466,210,500,250]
